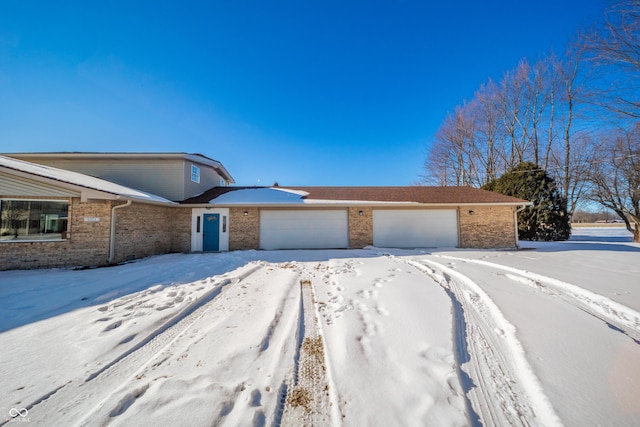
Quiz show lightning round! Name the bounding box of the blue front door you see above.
[203,214,220,251]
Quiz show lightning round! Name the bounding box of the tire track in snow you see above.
[438,255,640,344]
[403,257,562,427]
[272,276,305,427]
[19,263,264,425]
[280,277,341,427]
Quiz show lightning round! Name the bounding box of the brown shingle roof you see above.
[182,186,529,205]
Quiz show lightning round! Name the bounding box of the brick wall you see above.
[170,207,192,253]
[1,199,518,270]
[229,207,260,250]
[348,207,373,248]
[112,202,174,263]
[1,199,193,270]
[0,198,112,270]
[459,205,517,248]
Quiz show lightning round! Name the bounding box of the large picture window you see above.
[0,200,69,242]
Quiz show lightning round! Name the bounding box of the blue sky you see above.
[0,1,604,186]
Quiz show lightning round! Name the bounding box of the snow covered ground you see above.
[1,227,638,426]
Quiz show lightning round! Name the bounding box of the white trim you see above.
[191,207,229,252]
[204,201,533,208]
[191,164,201,183]
[0,198,70,243]
[0,239,66,243]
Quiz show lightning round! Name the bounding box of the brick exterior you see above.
[348,207,373,248]
[1,199,518,271]
[170,207,192,253]
[229,207,260,250]
[459,205,517,248]
[113,202,177,263]
[0,198,193,270]
[0,197,112,270]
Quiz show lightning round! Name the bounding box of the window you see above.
[1,200,69,242]
[191,165,200,183]
[220,178,226,186]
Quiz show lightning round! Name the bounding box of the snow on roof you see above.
[0,155,174,204]
[187,185,531,206]
[209,187,309,204]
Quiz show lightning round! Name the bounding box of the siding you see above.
[0,172,80,198]
[8,158,185,201]
[182,161,224,201]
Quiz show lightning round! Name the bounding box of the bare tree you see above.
[588,126,640,241]
[475,80,505,183]
[423,103,479,186]
[0,201,28,239]
[586,0,640,119]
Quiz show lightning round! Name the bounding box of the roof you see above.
[0,155,174,204]
[182,186,531,206]
[1,152,236,184]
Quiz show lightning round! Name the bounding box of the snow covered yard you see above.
[1,227,639,426]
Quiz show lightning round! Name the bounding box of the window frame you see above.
[191,164,201,183]
[0,198,70,243]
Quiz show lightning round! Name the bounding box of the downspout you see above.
[108,200,132,263]
[514,204,528,248]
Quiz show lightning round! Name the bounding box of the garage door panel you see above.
[260,210,348,250]
[373,210,458,248]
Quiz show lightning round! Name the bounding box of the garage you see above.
[373,209,458,248]
[260,209,349,250]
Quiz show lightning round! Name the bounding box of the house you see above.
[0,153,531,270]
[6,152,235,202]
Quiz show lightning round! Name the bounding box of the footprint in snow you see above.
[118,334,136,345]
[250,389,262,407]
[358,289,378,299]
[354,301,368,312]
[103,320,122,332]
[375,306,390,316]
[109,384,149,417]
[329,295,344,304]
[336,303,353,313]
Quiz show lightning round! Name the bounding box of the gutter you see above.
[189,201,532,209]
[108,200,132,263]
[514,204,529,248]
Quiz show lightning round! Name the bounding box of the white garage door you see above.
[373,209,458,248]
[260,210,349,250]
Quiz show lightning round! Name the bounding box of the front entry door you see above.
[203,213,220,251]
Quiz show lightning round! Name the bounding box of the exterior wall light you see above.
[358,210,364,216]
[468,210,475,215]
[243,211,249,216]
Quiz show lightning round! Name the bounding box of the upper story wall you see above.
[3,153,232,202]
[182,160,227,201]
